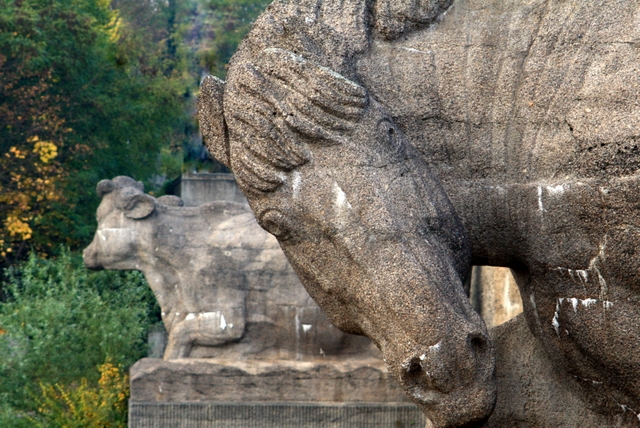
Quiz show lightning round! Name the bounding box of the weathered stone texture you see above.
[198,0,640,426]
[130,358,409,404]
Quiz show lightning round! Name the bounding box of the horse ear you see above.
[198,75,231,167]
[124,194,156,219]
[97,180,116,198]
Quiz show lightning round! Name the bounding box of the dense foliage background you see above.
[0,0,271,425]
[0,250,157,426]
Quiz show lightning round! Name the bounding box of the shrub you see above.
[0,249,158,422]
[31,359,129,428]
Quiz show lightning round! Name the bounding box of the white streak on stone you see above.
[546,184,565,195]
[530,293,541,326]
[294,308,301,361]
[201,311,219,319]
[291,171,301,199]
[556,267,589,289]
[334,183,350,208]
[97,228,136,242]
[577,270,589,284]
[332,182,353,226]
[569,298,578,313]
[552,301,561,335]
[537,186,544,213]
[185,313,196,321]
[552,315,560,333]
[305,16,314,24]
[302,324,312,333]
[401,47,432,54]
[419,341,441,363]
[558,297,611,311]
[220,314,227,330]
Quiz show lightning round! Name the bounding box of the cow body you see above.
[84,176,376,360]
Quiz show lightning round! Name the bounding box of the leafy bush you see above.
[31,359,129,428]
[0,249,158,422]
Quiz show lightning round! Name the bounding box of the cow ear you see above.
[124,194,156,219]
[97,180,116,198]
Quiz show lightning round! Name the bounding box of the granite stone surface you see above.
[199,0,640,426]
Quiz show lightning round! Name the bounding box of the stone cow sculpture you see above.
[198,0,640,426]
[83,176,375,361]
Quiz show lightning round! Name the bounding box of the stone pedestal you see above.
[129,402,424,428]
[129,358,422,428]
[167,173,248,206]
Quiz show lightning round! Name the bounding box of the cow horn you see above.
[97,180,116,198]
[198,75,231,168]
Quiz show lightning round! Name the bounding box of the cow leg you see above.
[164,327,193,360]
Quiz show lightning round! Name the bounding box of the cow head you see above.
[83,176,162,271]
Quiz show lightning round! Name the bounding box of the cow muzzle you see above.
[82,240,103,271]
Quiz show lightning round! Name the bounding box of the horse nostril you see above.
[468,333,490,358]
[467,333,493,380]
[401,355,435,391]
[407,357,422,375]
[400,349,455,395]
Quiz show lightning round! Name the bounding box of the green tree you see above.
[0,0,193,266]
[0,250,158,418]
[195,0,272,78]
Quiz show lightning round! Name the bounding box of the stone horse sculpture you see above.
[198,0,640,426]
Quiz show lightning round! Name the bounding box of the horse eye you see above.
[258,209,293,241]
[378,119,402,150]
